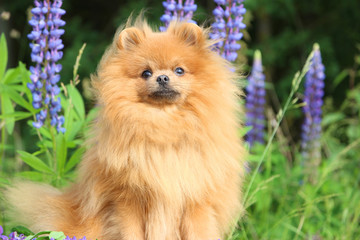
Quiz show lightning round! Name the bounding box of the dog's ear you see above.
[117,27,145,50]
[169,22,205,47]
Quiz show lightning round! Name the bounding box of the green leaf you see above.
[17,150,54,174]
[65,146,85,173]
[0,33,8,81]
[67,84,85,120]
[3,67,22,84]
[19,62,30,80]
[19,62,33,100]
[27,120,51,139]
[85,106,99,124]
[333,69,349,89]
[66,140,78,148]
[59,93,69,111]
[49,231,66,240]
[7,84,25,92]
[322,112,346,127]
[24,231,51,240]
[0,111,32,121]
[67,120,84,142]
[4,85,34,111]
[56,133,67,175]
[11,226,35,236]
[16,171,50,182]
[63,98,74,140]
[84,106,99,133]
[346,125,360,140]
[38,139,54,149]
[38,126,52,140]
[239,125,252,137]
[1,93,15,134]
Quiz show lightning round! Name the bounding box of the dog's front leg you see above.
[111,198,145,240]
[180,202,221,240]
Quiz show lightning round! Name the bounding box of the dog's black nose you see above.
[156,75,170,85]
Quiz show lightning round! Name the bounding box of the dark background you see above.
[1,0,360,141]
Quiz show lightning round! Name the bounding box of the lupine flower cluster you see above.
[160,0,197,31]
[245,50,266,148]
[27,0,66,133]
[210,0,246,62]
[301,43,325,161]
[0,225,87,240]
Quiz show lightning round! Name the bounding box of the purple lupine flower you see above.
[27,0,66,133]
[65,236,87,240]
[0,226,88,240]
[0,226,26,240]
[245,50,266,148]
[0,225,8,240]
[210,0,246,62]
[301,43,325,160]
[160,0,197,31]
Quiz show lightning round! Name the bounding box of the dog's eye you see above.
[142,70,152,79]
[174,67,185,76]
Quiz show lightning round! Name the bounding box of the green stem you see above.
[27,231,51,240]
[243,50,314,207]
[243,84,295,206]
[0,126,5,172]
[48,119,57,173]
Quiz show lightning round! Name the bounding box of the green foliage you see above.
[6,226,86,240]
[24,230,66,240]
[11,226,34,236]
[0,39,93,189]
[228,45,360,240]
[1,1,360,239]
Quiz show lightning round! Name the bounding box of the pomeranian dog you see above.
[6,18,246,240]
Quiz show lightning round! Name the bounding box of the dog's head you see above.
[94,19,233,106]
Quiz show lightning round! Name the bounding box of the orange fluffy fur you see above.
[5,19,246,240]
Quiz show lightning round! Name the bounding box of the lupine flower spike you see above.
[27,0,66,133]
[210,0,246,62]
[301,43,325,165]
[160,0,197,31]
[245,50,266,148]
